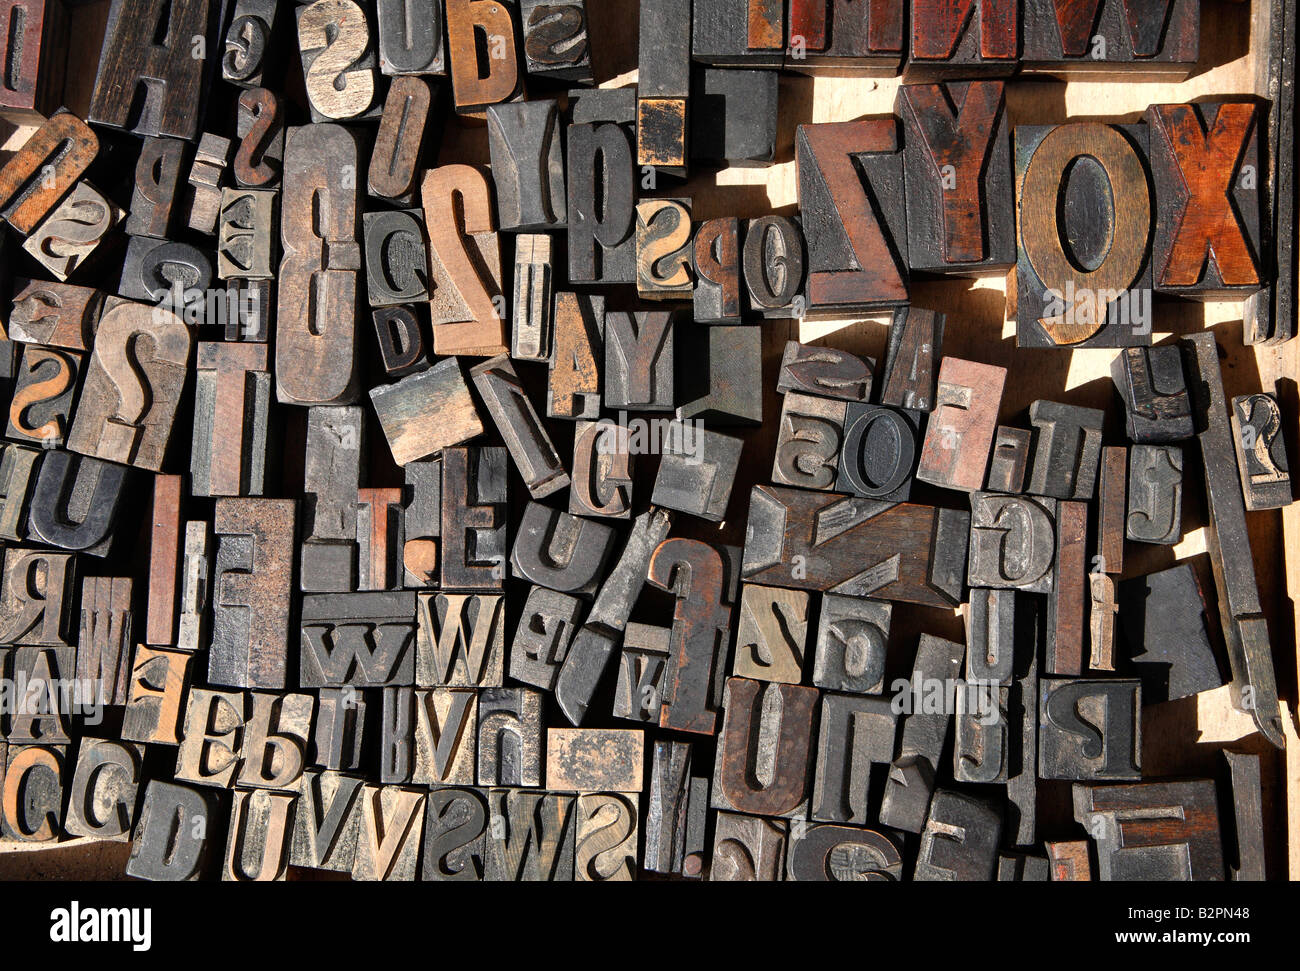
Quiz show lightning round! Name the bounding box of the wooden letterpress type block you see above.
[488,100,566,231]
[441,446,508,590]
[1111,345,1193,443]
[1126,444,1183,543]
[691,217,742,322]
[87,0,213,139]
[916,358,1007,492]
[1118,564,1223,702]
[732,584,809,683]
[906,0,1017,77]
[570,420,633,518]
[175,688,246,788]
[811,693,896,825]
[743,215,805,317]
[1147,102,1261,297]
[777,340,872,402]
[370,358,484,468]
[1097,446,1127,573]
[290,769,362,871]
[64,739,144,841]
[300,592,417,687]
[511,501,617,596]
[574,792,638,881]
[879,634,964,832]
[64,299,189,471]
[369,76,434,205]
[1016,123,1154,347]
[471,355,570,497]
[1181,332,1282,745]
[225,278,273,342]
[1027,400,1105,500]
[0,547,75,645]
[604,310,674,411]
[897,79,1014,273]
[484,788,576,880]
[126,780,221,880]
[548,292,604,420]
[176,521,211,653]
[144,475,182,647]
[237,691,313,790]
[0,111,96,235]
[879,305,944,413]
[965,587,1015,685]
[423,164,507,356]
[27,451,128,557]
[403,457,441,587]
[122,645,192,745]
[5,646,73,742]
[0,0,68,124]
[1089,572,1118,672]
[1074,780,1224,881]
[613,622,671,723]
[277,124,361,406]
[381,686,414,782]
[0,443,40,542]
[1231,393,1291,510]
[1039,678,1141,780]
[350,783,426,880]
[967,493,1055,592]
[296,0,379,122]
[567,123,636,284]
[813,594,890,694]
[234,87,284,189]
[772,392,846,492]
[837,403,919,500]
[1046,500,1087,676]
[914,790,1003,881]
[0,743,64,841]
[446,0,523,115]
[692,68,779,167]
[222,0,279,88]
[712,677,818,818]
[1023,0,1199,78]
[743,485,970,607]
[547,729,645,792]
[192,343,271,498]
[22,181,123,281]
[710,812,786,881]
[477,688,544,787]
[644,739,708,877]
[954,680,1009,783]
[186,133,232,235]
[8,279,101,352]
[412,688,478,785]
[76,576,132,706]
[519,0,590,82]
[422,786,488,881]
[416,592,506,687]
[556,508,675,726]
[217,188,277,280]
[510,586,583,690]
[116,238,213,316]
[513,234,555,361]
[651,425,743,522]
[373,307,429,379]
[1224,750,1265,881]
[796,118,908,313]
[311,688,367,771]
[364,209,429,307]
[985,426,1031,493]
[377,0,445,75]
[356,487,405,591]
[1045,839,1091,880]
[210,498,296,689]
[998,853,1050,881]
[786,0,906,74]
[787,824,904,881]
[691,0,784,67]
[636,198,694,299]
[224,787,296,880]
[4,344,80,448]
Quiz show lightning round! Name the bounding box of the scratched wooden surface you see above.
[1,0,1295,877]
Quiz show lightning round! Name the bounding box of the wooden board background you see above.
[0,0,1295,878]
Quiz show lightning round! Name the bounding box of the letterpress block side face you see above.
[370,359,484,467]
[546,728,645,792]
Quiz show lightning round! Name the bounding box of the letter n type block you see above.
[477,687,543,787]
[76,576,133,706]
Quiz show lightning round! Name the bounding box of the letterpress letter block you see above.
[290,769,362,871]
[0,547,75,645]
[234,88,284,189]
[772,392,846,492]
[519,0,590,81]
[22,182,124,281]
[1231,393,1291,510]
[567,123,636,284]
[350,783,426,880]
[224,787,296,880]
[64,739,143,841]
[917,358,1007,491]
[574,792,638,881]
[191,342,271,497]
[713,677,818,818]
[76,576,133,706]
[27,451,129,557]
[1074,780,1224,881]
[488,100,566,231]
[1111,345,1193,443]
[732,584,809,683]
[1027,400,1105,499]
[813,594,891,694]
[441,446,508,590]
[478,687,543,787]
[364,209,429,306]
[1126,444,1183,543]
[547,728,645,792]
[416,591,506,687]
[483,788,576,880]
[838,404,919,500]
[297,0,378,122]
[570,420,633,519]
[651,425,743,522]
[126,780,220,880]
[176,688,246,788]
[1039,678,1141,780]
[122,645,193,745]
[548,292,604,419]
[812,693,896,824]
[967,493,1056,592]
[985,426,1031,493]
[914,789,1002,881]
[636,198,694,299]
[421,786,488,881]
[710,812,786,881]
[907,0,1017,76]
[377,0,445,75]
[370,358,484,468]
[369,76,434,203]
[301,592,417,687]
[1023,0,1199,77]
[446,0,522,114]
[787,823,904,881]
